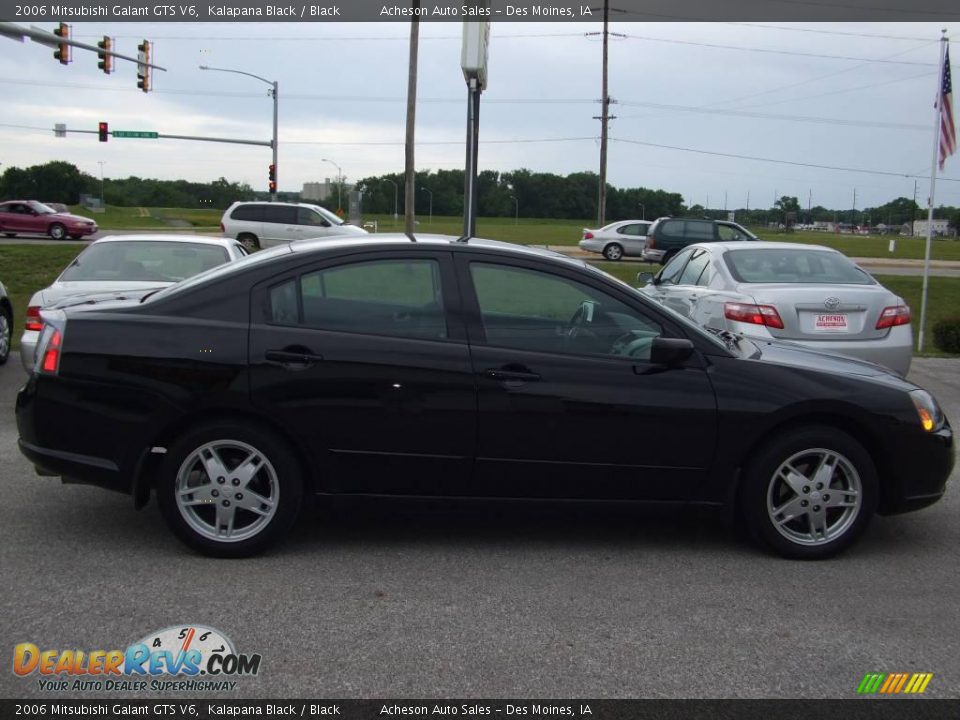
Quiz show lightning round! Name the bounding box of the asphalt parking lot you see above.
[0,355,957,699]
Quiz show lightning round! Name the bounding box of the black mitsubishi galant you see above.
[16,235,954,558]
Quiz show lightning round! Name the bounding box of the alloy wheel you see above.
[0,313,9,360]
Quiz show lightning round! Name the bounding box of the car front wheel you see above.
[603,243,624,261]
[0,309,11,364]
[156,421,303,557]
[48,223,67,240]
[740,426,877,559]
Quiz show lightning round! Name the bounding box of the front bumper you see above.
[878,423,953,515]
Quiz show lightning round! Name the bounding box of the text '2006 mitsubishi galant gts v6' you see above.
[16,235,954,558]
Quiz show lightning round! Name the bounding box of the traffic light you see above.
[98,122,109,143]
[268,164,276,182]
[268,182,277,194]
[52,23,70,65]
[97,36,112,74]
[136,40,151,93]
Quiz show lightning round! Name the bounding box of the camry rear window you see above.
[724,248,875,285]
[60,242,230,283]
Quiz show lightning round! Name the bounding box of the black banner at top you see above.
[1,0,960,22]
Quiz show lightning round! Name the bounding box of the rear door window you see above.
[684,221,715,241]
[230,204,262,222]
[262,205,297,225]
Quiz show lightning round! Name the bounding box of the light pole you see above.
[384,179,399,224]
[97,161,106,208]
[420,186,433,224]
[322,158,343,211]
[510,195,518,225]
[638,202,645,220]
[199,65,278,202]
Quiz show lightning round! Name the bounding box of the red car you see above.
[0,200,98,240]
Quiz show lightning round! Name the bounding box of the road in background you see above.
[0,355,957,699]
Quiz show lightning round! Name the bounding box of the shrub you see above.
[932,316,960,354]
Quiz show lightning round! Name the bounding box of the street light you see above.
[97,161,106,208]
[384,179,399,224]
[638,202,645,220]
[321,158,343,211]
[510,195,518,225]
[420,186,433,224]
[199,64,279,202]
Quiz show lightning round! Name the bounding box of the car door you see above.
[659,247,712,319]
[456,253,717,501]
[248,249,477,496]
[616,223,649,256]
[296,207,333,239]
[4,204,33,233]
[260,204,298,246]
[0,203,14,233]
[642,247,694,306]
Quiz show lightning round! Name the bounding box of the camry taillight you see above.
[25,306,42,332]
[583,231,594,240]
[876,305,911,329]
[724,302,785,330]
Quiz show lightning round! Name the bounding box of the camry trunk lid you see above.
[739,283,903,341]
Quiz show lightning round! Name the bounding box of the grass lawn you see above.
[68,205,222,230]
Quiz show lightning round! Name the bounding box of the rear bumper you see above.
[578,239,604,253]
[19,329,38,372]
[641,248,665,263]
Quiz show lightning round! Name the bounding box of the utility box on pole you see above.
[460,12,490,239]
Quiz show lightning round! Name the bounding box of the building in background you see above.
[302,178,353,204]
[912,219,955,237]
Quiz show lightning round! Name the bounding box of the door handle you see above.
[265,349,324,369]
[483,368,541,383]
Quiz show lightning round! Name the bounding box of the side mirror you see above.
[649,337,694,367]
[636,271,657,285]
[321,220,331,227]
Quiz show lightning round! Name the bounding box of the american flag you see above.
[939,46,956,171]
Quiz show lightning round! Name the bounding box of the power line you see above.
[723,22,944,42]
[71,32,583,41]
[620,32,936,66]
[762,0,960,17]
[610,135,960,183]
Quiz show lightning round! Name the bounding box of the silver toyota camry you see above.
[20,234,248,371]
[637,241,913,375]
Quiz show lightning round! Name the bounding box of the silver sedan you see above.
[20,234,248,371]
[578,219,652,261]
[637,241,913,376]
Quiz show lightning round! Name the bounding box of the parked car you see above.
[221,201,367,251]
[637,242,913,376]
[0,279,11,365]
[19,234,247,370]
[579,220,653,261]
[641,217,758,265]
[0,201,97,240]
[16,234,953,559]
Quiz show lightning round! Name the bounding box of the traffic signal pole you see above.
[271,80,278,202]
[56,125,272,148]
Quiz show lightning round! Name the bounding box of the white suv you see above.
[221,201,367,250]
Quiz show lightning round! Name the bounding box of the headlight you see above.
[909,389,945,432]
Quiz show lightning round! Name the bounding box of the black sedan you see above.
[16,235,954,558]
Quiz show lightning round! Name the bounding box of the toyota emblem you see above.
[824,297,841,310]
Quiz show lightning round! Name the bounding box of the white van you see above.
[221,201,367,250]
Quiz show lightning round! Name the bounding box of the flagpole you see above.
[918,30,948,353]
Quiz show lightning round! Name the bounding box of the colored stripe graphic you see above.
[858,673,932,694]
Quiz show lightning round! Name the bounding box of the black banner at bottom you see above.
[1,700,957,720]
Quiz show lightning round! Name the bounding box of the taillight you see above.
[876,305,911,329]
[41,329,62,374]
[724,302,785,330]
[25,306,42,332]
[583,231,594,240]
[645,233,656,249]
[220,222,225,232]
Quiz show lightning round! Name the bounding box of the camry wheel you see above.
[48,223,67,240]
[741,427,877,559]
[603,243,624,261]
[157,422,303,557]
[0,310,10,364]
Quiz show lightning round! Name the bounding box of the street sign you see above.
[112,131,158,138]
[54,123,66,138]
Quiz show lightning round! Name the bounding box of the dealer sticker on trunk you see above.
[814,314,848,332]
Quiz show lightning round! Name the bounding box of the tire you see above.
[603,243,624,261]
[156,420,304,557]
[237,233,260,252]
[3,233,15,238]
[740,426,878,559]
[48,223,67,241]
[0,308,10,365]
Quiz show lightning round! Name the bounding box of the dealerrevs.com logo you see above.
[13,625,261,693]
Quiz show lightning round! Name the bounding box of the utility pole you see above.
[97,161,106,208]
[724,190,728,212]
[852,188,857,225]
[404,2,420,237]
[588,1,623,227]
[746,191,750,211]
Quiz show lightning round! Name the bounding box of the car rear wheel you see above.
[156,421,303,557]
[48,223,67,241]
[237,233,260,252]
[740,426,877,559]
[603,243,624,261]
[0,309,10,364]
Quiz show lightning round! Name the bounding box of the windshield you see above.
[724,247,875,285]
[28,201,57,215]
[582,263,730,352]
[308,204,344,226]
[60,241,230,283]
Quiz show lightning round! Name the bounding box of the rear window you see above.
[60,241,230,283]
[724,248,875,285]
